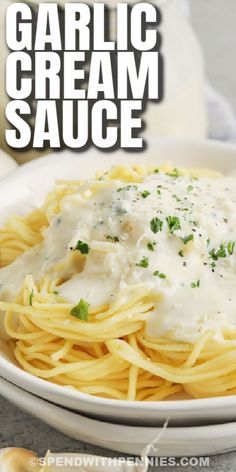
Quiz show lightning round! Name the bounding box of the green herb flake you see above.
[228,241,235,255]
[209,241,235,261]
[166,168,181,178]
[71,299,89,321]
[105,235,119,243]
[209,245,227,261]
[156,189,161,196]
[74,240,90,254]
[178,250,184,257]
[29,290,34,306]
[147,242,156,251]
[172,194,181,203]
[150,217,163,234]
[53,290,59,295]
[136,256,149,268]
[154,168,159,174]
[141,190,150,199]
[182,234,194,245]
[118,185,138,192]
[187,185,194,192]
[191,280,200,289]
[166,216,181,234]
[153,270,166,279]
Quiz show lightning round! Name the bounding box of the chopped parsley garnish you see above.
[156,189,161,196]
[172,194,181,203]
[150,217,163,233]
[191,280,200,288]
[153,270,166,279]
[187,185,194,192]
[166,168,181,178]
[209,245,227,261]
[154,168,159,173]
[74,240,90,254]
[166,216,181,234]
[147,242,156,251]
[106,235,119,242]
[117,185,138,192]
[136,256,149,268]
[228,241,235,255]
[71,299,89,321]
[53,290,59,295]
[182,234,194,245]
[29,290,34,306]
[178,250,184,257]
[141,190,150,198]
[209,241,235,261]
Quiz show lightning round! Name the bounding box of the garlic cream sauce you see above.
[1,170,236,343]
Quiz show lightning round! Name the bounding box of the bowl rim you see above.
[2,350,236,411]
[2,137,236,413]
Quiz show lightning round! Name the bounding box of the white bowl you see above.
[1,138,236,426]
[2,376,236,457]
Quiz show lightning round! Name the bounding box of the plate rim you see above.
[1,375,236,459]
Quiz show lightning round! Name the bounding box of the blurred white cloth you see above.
[0,150,18,179]
[181,0,236,143]
[206,86,236,143]
[179,0,191,16]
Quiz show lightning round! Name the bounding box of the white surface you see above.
[0,150,18,179]
[1,376,236,458]
[190,0,236,113]
[1,140,236,426]
[188,0,236,144]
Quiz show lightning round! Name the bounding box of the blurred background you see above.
[0,0,236,168]
[190,0,236,112]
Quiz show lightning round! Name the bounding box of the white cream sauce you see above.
[1,171,236,343]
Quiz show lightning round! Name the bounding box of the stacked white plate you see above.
[1,140,236,457]
[1,376,236,458]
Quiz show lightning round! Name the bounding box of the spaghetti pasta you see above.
[1,164,236,401]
